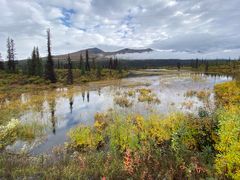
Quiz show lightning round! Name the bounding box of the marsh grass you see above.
[0,119,44,150]
[137,88,160,104]
[114,96,133,108]
[0,69,128,96]
[185,89,211,103]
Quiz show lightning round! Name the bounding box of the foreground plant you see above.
[0,119,43,150]
[215,106,240,179]
[66,111,216,179]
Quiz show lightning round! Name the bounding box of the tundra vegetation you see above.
[0,77,239,179]
[0,30,240,179]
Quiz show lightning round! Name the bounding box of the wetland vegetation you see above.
[1,66,239,179]
[1,29,240,179]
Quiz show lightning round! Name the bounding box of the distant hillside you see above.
[52,47,153,61]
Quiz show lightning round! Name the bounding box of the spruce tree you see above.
[66,54,73,85]
[85,50,90,71]
[81,64,85,75]
[57,59,60,69]
[109,57,113,74]
[113,58,118,69]
[45,29,56,83]
[28,46,43,77]
[92,57,96,70]
[195,58,199,69]
[7,38,11,71]
[96,65,102,79]
[35,47,43,76]
[0,53,4,70]
[10,39,16,72]
[7,37,16,72]
[109,57,113,69]
[79,54,83,70]
[30,47,37,75]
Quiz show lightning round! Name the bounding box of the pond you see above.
[5,70,232,154]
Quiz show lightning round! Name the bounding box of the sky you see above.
[0,0,240,60]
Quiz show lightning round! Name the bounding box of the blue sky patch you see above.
[60,8,76,27]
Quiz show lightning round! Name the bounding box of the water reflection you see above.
[98,88,101,96]
[69,97,73,114]
[82,91,85,102]
[5,71,233,154]
[49,99,56,135]
[87,91,90,102]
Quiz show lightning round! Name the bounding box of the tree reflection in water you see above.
[49,99,56,135]
[87,91,90,102]
[69,96,74,114]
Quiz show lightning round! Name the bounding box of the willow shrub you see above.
[214,81,240,107]
[215,106,240,179]
[67,111,215,178]
[213,81,240,179]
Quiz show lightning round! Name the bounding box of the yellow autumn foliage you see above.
[214,81,240,107]
[215,105,240,180]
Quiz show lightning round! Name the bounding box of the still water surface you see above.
[7,70,232,154]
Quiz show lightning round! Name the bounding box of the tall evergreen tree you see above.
[96,65,102,79]
[109,57,113,75]
[66,54,73,85]
[79,54,83,70]
[109,57,113,69]
[10,39,16,71]
[7,37,16,72]
[85,50,90,71]
[195,58,199,69]
[0,53,4,70]
[30,47,37,75]
[92,57,96,70]
[7,38,11,71]
[113,58,118,69]
[81,64,85,75]
[57,59,60,69]
[35,47,43,76]
[45,29,56,83]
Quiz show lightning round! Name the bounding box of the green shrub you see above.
[215,106,240,179]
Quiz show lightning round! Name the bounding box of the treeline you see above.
[45,58,237,72]
[123,58,235,68]
[0,29,123,85]
[107,58,239,73]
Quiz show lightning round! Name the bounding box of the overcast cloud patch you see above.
[0,0,239,59]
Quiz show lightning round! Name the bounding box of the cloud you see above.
[152,32,240,52]
[116,49,240,60]
[0,0,239,59]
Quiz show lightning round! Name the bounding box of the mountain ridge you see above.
[52,47,153,61]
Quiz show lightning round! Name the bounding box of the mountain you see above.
[52,47,105,61]
[52,47,153,61]
[81,47,104,54]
